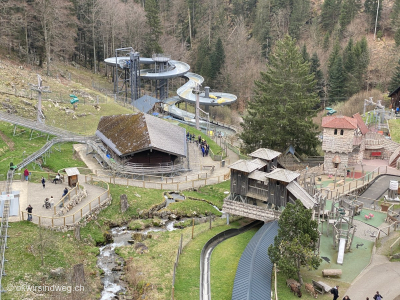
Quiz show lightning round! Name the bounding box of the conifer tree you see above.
[144,0,163,56]
[339,0,361,32]
[321,0,342,32]
[210,38,225,80]
[392,0,400,46]
[323,33,330,51]
[389,59,400,93]
[268,200,321,285]
[328,42,346,102]
[302,44,310,62]
[343,38,358,96]
[310,52,325,99]
[240,35,319,155]
[364,0,383,32]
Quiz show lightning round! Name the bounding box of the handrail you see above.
[54,182,81,215]
[389,145,400,166]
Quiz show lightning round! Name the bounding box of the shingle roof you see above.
[65,167,80,176]
[250,158,268,168]
[133,95,160,113]
[248,170,267,181]
[249,148,281,161]
[229,160,262,173]
[264,168,299,183]
[322,115,357,129]
[96,113,186,157]
[352,113,369,135]
[287,181,316,209]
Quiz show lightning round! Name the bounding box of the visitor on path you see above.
[24,168,29,181]
[26,204,33,221]
[331,286,339,300]
[201,145,205,157]
[373,291,383,300]
[342,296,351,300]
[41,176,46,188]
[60,187,68,207]
[49,196,54,208]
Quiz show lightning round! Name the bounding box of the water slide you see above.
[104,57,237,106]
[337,238,346,264]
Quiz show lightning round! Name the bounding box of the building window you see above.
[334,163,339,168]
[340,129,344,135]
[334,129,338,135]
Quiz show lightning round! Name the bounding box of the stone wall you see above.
[323,152,349,175]
[322,128,354,153]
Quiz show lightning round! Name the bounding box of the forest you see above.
[0,0,400,112]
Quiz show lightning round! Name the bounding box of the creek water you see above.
[97,223,176,299]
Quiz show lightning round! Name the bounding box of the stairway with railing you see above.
[0,170,14,298]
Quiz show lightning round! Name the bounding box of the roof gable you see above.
[322,115,357,129]
[264,168,299,183]
[229,159,262,173]
[352,113,369,135]
[249,148,281,161]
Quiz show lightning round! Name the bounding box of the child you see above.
[41,176,46,188]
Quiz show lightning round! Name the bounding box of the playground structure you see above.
[328,197,360,264]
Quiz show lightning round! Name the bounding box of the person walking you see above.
[60,187,68,208]
[343,296,351,300]
[26,205,33,221]
[41,176,46,188]
[24,168,29,181]
[49,196,54,208]
[201,145,205,157]
[373,291,383,300]
[331,286,339,300]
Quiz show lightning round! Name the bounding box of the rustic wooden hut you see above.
[389,86,400,109]
[65,167,80,187]
[95,113,187,168]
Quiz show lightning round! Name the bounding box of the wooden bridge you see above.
[222,199,282,222]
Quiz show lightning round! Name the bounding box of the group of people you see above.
[199,138,210,157]
[331,286,383,300]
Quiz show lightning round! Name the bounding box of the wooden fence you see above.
[21,179,110,228]
[171,234,183,300]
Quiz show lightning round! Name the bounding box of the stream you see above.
[98,222,177,300]
[97,192,225,299]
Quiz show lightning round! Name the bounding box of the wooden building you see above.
[223,148,316,222]
[96,113,187,167]
[389,86,400,109]
[65,167,80,187]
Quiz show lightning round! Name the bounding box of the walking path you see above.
[12,177,107,227]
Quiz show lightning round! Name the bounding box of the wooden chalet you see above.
[389,86,400,109]
[223,148,316,222]
[96,113,187,167]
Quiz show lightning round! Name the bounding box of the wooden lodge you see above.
[95,113,187,169]
[223,148,316,222]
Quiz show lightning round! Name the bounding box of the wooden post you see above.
[39,216,41,225]
[52,218,54,227]
[81,209,82,218]
[192,218,194,239]
[89,202,91,212]
[73,214,75,224]
[98,196,100,205]
[209,215,212,229]
[64,217,66,226]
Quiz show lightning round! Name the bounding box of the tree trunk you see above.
[74,226,81,240]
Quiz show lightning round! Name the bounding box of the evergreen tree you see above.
[210,38,225,80]
[328,42,346,102]
[310,52,325,99]
[320,0,342,32]
[144,0,163,56]
[240,35,319,155]
[323,32,330,51]
[200,57,212,84]
[289,0,310,39]
[389,59,400,93]
[392,0,400,46]
[195,40,210,73]
[343,38,358,96]
[364,0,383,32]
[339,0,361,32]
[268,200,321,285]
[302,44,310,63]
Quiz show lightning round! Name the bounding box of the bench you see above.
[312,280,332,294]
[203,165,215,172]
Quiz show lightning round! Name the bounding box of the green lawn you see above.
[389,118,400,143]
[179,123,224,157]
[2,222,100,300]
[210,227,259,299]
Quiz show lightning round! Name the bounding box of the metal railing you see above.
[0,170,14,298]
